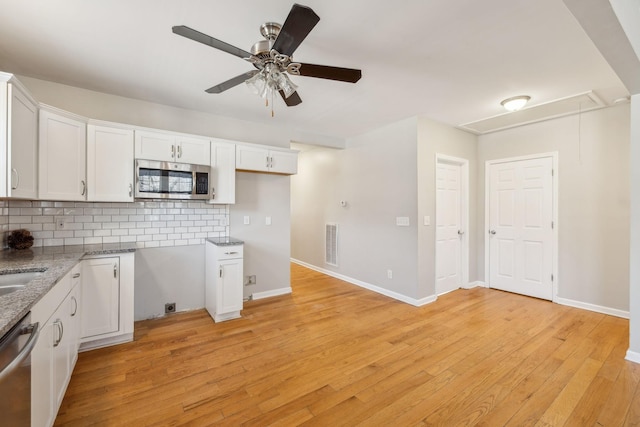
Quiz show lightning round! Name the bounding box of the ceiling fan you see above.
[172,3,362,110]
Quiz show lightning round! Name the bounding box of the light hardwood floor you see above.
[55,263,638,426]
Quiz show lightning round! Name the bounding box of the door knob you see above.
[489,230,497,235]
[458,230,464,235]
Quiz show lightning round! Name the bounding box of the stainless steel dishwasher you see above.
[0,313,40,426]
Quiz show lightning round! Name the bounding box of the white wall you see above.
[628,94,640,357]
[477,104,630,314]
[291,117,421,301]
[230,172,292,299]
[134,245,205,320]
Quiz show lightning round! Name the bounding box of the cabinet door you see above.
[176,135,210,165]
[87,125,134,202]
[51,304,69,412]
[218,259,243,314]
[210,141,236,204]
[134,130,176,162]
[81,257,120,339]
[31,318,55,427]
[7,83,38,198]
[270,150,298,174]
[236,145,269,172]
[39,109,87,200]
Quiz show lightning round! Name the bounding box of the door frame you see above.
[484,152,559,301]
[435,153,469,291]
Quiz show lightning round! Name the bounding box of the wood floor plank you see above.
[54,263,637,426]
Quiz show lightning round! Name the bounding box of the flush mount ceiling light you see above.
[501,95,531,112]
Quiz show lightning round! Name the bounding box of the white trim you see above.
[463,281,487,289]
[484,152,559,302]
[626,350,640,364]
[251,287,292,300]
[291,258,436,307]
[435,154,470,295]
[555,296,629,319]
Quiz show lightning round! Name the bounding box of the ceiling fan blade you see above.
[172,25,252,59]
[272,4,320,56]
[297,63,362,83]
[279,90,302,106]
[205,70,258,94]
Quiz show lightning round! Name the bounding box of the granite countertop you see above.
[0,242,137,337]
[206,237,244,246]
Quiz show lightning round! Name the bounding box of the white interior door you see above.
[488,156,554,300]
[436,160,464,295]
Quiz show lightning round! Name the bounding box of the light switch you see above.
[265,216,272,226]
[424,216,430,226]
[243,216,250,225]
[396,217,410,227]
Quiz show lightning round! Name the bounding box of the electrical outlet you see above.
[243,216,250,225]
[387,269,393,279]
[245,275,257,286]
[56,217,68,230]
[165,302,176,314]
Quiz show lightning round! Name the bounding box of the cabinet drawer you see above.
[215,245,243,260]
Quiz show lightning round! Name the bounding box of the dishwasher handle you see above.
[0,321,40,383]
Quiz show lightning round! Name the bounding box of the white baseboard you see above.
[555,296,629,319]
[291,258,436,307]
[626,350,640,364]
[251,287,292,300]
[464,281,486,289]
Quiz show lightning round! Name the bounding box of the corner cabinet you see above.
[134,129,210,164]
[31,263,82,427]
[0,73,38,198]
[205,240,244,322]
[87,123,134,202]
[39,106,87,201]
[236,143,298,175]
[210,139,236,204]
[80,252,135,350]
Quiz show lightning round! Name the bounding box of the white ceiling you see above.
[0,0,631,139]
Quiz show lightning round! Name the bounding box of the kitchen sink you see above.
[0,270,46,296]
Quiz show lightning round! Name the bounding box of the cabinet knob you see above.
[81,180,86,196]
[129,183,133,197]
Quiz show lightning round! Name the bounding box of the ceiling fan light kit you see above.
[172,3,362,115]
[501,95,531,112]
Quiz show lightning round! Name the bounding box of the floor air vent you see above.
[325,223,338,267]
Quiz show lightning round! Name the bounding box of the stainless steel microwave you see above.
[135,159,211,200]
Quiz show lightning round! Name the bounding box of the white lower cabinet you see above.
[80,252,134,350]
[205,241,244,322]
[31,263,82,427]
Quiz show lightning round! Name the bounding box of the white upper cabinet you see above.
[175,134,211,164]
[236,143,298,175]
[0,73,38,198]
[134,129,210,165]
[87,123,134,202]
[210,139,236,204]
[39,106,87,201]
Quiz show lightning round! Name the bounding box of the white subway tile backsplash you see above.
[3,200,228,248]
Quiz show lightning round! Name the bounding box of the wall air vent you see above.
[325,223,338,267]
[459,91,606,135]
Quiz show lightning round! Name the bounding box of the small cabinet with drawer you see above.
[205,240,244,322]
